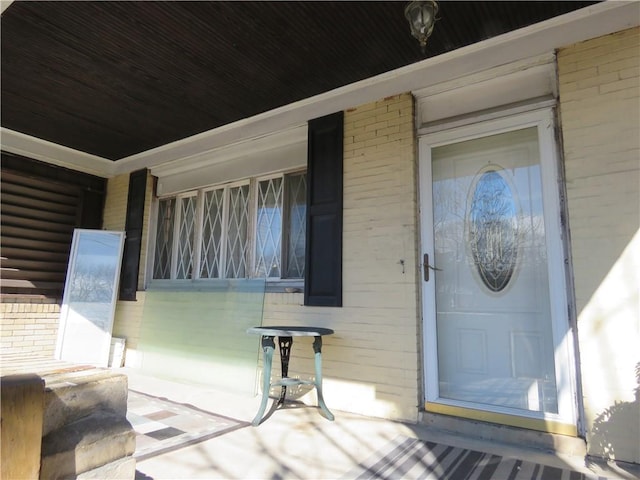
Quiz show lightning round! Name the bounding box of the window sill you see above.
[146,278,303,294]
[265,280,304,294]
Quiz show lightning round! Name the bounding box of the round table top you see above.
[247,326,334,337]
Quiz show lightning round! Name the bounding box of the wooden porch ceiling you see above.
[1,1,598,161]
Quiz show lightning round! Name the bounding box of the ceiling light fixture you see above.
[404,0,439,54]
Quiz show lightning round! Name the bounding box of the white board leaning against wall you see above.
[55,229,125,367]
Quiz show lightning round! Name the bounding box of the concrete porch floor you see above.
[123,368,639,480]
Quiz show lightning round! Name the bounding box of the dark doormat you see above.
[127,389,248,461]
[345,436,612,480]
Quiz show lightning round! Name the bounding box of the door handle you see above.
[423,253,441,282]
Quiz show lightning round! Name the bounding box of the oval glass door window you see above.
[468,169,518,292]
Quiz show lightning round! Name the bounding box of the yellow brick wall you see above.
[558,27,640,463]
[261,94,421,421]
[112,291,147,368]
[0,298,61,357]
[107,171,154,367]
[114,94,420,420]
[103,174,129,231]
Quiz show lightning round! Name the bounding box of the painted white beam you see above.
[151,125,307,195]
[1,128,115,177]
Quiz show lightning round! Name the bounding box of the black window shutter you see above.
[304,112,344,307]
[119,169,147,301]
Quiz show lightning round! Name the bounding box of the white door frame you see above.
[418,107,579,432]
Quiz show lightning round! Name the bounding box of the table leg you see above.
[252,335,275,426]
[278,336,293,404]
[313,336,334,421]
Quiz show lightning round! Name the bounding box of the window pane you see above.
[284,173,306,278]
[255,178,283,278]
[200,189,224,278]
[153,198,175,279]
[176,196,197,279]
[226,185,249,278]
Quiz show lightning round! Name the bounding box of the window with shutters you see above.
[152,171,306,281]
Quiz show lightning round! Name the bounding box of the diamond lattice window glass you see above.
[200,189,224,278]
[175,196,197,279]
[225,185,250,278]
[284,173,306,278]
[255,177,283,278]
[152,171,306,282]
[153,198,175,279]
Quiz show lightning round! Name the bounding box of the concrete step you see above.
[76,456,137,479]
[40,410,135,480]
[42,369,129,436]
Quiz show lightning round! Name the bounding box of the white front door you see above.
[419,109,577,431]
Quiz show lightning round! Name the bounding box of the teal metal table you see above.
[247,326,334,426]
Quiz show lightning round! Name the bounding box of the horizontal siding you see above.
[0,154,106,297]
[0,169,78,293]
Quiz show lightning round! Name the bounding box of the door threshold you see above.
[418,408,585,457]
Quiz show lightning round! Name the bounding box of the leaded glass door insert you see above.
[468,170,519,293]
[420,114,577,427]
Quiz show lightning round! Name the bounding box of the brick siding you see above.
[261,93,421,421]
[558,27,640,463]
[0,298,61,357]
[111,95,421,421]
